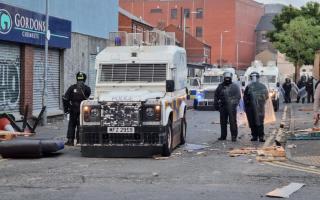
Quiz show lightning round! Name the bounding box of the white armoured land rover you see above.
[194,67,237,110]
[79,32,188,157]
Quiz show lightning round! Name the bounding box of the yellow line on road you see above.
[273,161,320,173]
[266,162,320,175]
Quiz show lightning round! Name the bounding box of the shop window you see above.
[171,8,177,19]
[184,8,190,18]
[196,27,203,37]
[196,8,203,19]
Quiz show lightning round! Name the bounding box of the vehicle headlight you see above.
[196,93,204,100]
[143,105,161,121]
[83,105,101,122]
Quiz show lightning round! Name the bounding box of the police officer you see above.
[214,72,241,142]
[63,72,91,146]
[243,72,269,142]
[296,75,307,103]
[282,78,292,103]
[306,76,314,103]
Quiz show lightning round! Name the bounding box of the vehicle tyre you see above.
[193,99,198,110]
[180,113,187,145]
[162,120,173,157]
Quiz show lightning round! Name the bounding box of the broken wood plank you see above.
[266,182,305,198]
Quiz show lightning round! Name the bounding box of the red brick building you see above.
[164,24,211,65]
[119,7,154,33]
[120,0,264,69]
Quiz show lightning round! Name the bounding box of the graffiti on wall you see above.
[0,57,20,111]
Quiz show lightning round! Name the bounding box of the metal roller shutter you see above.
[0,43,21,113]
[33,48,60,114]
[88,54,97,96]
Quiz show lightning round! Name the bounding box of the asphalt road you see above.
[0,103,320,200]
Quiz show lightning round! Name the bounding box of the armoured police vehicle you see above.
[79,31,188,157]
[243,60,281,111]
[187,76,201,100]
[194,67,237,110]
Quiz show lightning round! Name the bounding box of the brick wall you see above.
[20,45,34,116]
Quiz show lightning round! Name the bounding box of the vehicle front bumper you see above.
[196,99,216,110]
[79,125,166,157]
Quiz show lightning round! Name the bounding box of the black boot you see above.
[259,137,265,142]
[251,137,258,141]
[231,136,237,142]
[65,139,74,146]
[218,137,226,141]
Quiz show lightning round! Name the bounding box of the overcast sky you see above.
[255,0,320,7]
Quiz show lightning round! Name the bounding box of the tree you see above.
[267,2,320,81]
[274,16,320,80]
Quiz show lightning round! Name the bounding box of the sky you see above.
[255,0,320,7]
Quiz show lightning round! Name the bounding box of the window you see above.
[196,8,203,18]
[171,8,177,19]
[196,27,203,37]
[261,33,268,43]
[184,8,190,18]
[150,8,162,13]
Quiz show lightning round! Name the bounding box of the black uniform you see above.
[296,76,307,103]
[214,81,241,141]
[64,82,91,144]
[306,77,314,103]
[244,81,269,142]
[282,79,292,103]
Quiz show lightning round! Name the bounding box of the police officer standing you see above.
[63,72,91,146]
[296,75,307,103]
[214,72,241,142]
[306,76,314,103]
[244,72,269,142]
[282,78,292,103]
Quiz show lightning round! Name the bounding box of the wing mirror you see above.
[166,80,175,92]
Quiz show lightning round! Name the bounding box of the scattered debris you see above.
[266,182,305,198]
[298,108,313,112]
[152,172,159,177]
[287,144,297,149]
[153,155,170,160]
[183,143,209,153]
[288,131,320,140]
[196,151,206,156]
[229,146,286,162]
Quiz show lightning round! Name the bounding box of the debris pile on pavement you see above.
[228,146,287,162]
[288,129,320,140]
[266,182,305,198]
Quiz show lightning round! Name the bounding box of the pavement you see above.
[285,102,320,167]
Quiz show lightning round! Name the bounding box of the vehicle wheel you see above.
[193,99,198,110]
[180,114,187,145]
[162,120,173,157]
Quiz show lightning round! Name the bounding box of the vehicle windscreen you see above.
[190,79,200,86]
[260,75,276,84]
[203,76,222,84]
[99,64,167,83]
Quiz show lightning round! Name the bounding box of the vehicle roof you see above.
[95,45,186,69]
[244,65,279,76]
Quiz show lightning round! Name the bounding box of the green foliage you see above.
[274,17,320,66]
[268,1,320,68]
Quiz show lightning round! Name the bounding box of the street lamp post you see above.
[42,0,49,125]
[219,30,229,67]
[236,40,245,70]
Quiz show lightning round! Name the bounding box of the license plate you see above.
[107,127,135,133]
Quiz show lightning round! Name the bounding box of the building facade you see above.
[119,7,153,34]
[120,0,264,69]
[0,0,118,118]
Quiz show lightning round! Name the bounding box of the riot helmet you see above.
[249,72,260,82]
[301,75,307,82]
[223,72,233,84]
[285,78,291,83]
[76,71,87,82]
